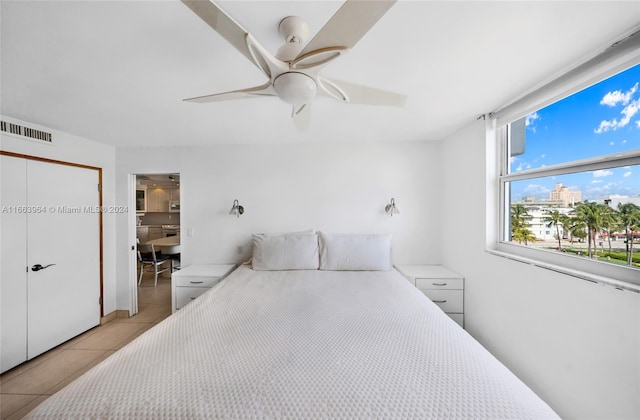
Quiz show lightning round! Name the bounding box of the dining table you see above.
[146,236,181,270]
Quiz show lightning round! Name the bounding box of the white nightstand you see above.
[395,265,465,328]
[171,264,236,313]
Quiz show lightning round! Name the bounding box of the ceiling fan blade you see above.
[319,77,407,107]
[292,104,311,132]
[181,1,258,69]
[296,0,396,59]
[183,82,275,103]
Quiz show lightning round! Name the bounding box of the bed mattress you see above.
[27,265,559,418]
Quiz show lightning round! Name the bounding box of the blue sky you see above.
[510,63,640,202]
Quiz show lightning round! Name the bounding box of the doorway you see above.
[131,173,180,317]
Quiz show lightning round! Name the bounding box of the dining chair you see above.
[161,244,181,272]
[137,243,171,287]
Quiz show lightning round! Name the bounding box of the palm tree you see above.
[618,202,640,266]
[543,209,565,250]
[599,206,618,253]
[511,204,533,245]
[513,227,537,245]
[573,201,607,258]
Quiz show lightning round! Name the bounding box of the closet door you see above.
[0,154,101,372]
[0,156,28,372]
[26,159,101,358]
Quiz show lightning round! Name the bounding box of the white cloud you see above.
[593,169,613,177]
[610,141,615,146]
[595,82,640,133]
[594,99,639,133]
[523,183,550,196]
[525,112,540,126]
[620,99,639,125]
[623,171,632,178]
[525,112,540,134]
[592,179,603,184]
[514,161,532,172]
[600,82,638,107]
[594,118,618,133]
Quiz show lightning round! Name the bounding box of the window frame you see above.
[495,124,640,291]
[487,28,640,292]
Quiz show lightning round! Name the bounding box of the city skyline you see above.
[510,64,639,202]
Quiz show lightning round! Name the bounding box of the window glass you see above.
[509,64,640,173]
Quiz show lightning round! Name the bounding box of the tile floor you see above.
[0,273,172,419]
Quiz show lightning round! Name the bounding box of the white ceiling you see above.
[1,1,639,148]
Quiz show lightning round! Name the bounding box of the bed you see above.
[27,232,559,418]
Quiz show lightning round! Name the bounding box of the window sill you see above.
[487,245,640,294]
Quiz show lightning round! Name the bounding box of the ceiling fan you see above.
[181,0,407,122]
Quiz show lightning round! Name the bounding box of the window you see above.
[494,60,640,289]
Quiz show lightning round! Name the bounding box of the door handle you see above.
[32,264,55,272]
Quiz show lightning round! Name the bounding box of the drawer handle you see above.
[433,300,447,303]
[190,297,196,300]
[432,282,447,286]
[190,281,204,284]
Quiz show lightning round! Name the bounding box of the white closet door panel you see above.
[0,155,28,372]
[26,160,100,358]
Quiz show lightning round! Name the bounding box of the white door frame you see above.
[128,173,139,316]
[128,171,180,317]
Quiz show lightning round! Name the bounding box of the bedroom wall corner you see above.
[438,119,640,419]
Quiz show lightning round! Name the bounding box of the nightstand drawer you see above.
[175,287,211,309]
[448,313,464,327]
[419,289,463,313]
[172,264,236,313]
[415,278,463,290]
[173,275,222,288]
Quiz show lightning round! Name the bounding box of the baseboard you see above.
[100,310,130,325]
[116,310,130,319]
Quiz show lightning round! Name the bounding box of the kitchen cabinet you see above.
[137,226,164,243]
[136,226,149,243]
[146,188,170,212]
[136,188,147,213]
[146,187,180,212]
[148,227,163,241]
[169,188,180,213]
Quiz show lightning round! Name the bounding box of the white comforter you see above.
[27,265,559,418]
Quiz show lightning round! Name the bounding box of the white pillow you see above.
[319,233,392,271]
[252,233,319,270]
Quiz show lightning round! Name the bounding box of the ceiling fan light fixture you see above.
[273,72,317,105]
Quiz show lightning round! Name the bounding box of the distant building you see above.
[594,195,640,209]
[549,183,581,207]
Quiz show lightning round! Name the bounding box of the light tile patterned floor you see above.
[0,274,172,419]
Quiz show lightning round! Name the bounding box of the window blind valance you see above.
[492,28,640,126]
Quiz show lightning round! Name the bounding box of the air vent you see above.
[1,120,53,144]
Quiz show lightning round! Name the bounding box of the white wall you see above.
[0,116,118,315]
[440,119,640,419]
[115,141,441,309]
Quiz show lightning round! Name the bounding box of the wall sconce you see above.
[385,198,399,217]
[229,199,244,218]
